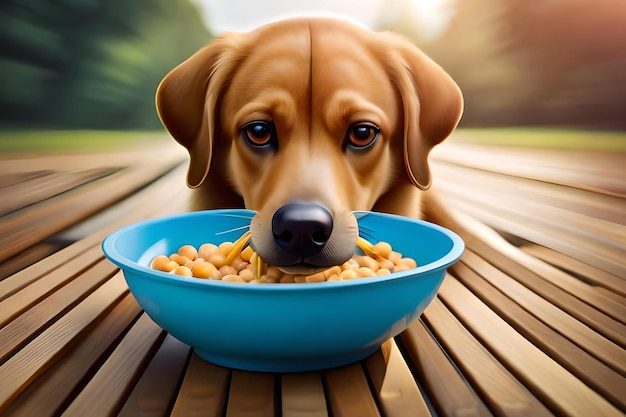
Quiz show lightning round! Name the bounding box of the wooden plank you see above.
[0,244,104,325]
[364,339,432,417]
[425,297,562,417]
[438,275,624,417]
[432,159,626,226]
[0,157,182,264]
[0,258,118,363]
[0,139,183,175]
[450,219,626,345]
[435,168,626,243]
[281,372,328,417]
[399,318,494,417]
[451,258,626,411]
[0,170,52,189]
[0,149,153,174]
[521,243,626,298]
[458,250,626,375]
[60,313,166,417]
[56,162,188,243]
[170,353,230,417]
[0,241,60,281]
[432,143,626,197]
[324,363,381,417]
[1,292,141,417]
[118,335,191,417]
[0,274,129,413]
[441,192,626,279]
[225,370,276,417]
[0,237,101,301]
[0,163,187,299]
[0,168,117,216]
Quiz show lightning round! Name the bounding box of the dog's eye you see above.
[346,123,380,150]
[241,121,277,150]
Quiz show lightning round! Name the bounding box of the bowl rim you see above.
[102,209,464,292]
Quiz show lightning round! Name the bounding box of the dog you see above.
[155,17,463,275]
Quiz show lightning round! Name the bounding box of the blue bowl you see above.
[102,209,463,372]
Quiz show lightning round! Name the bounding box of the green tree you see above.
[0,0,212,129]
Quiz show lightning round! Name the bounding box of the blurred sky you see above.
[191,0,453,38]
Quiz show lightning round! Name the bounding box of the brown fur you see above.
[156,18,463,273]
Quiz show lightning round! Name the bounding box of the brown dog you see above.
[156,18,463,275]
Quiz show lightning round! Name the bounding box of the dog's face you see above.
[156,18,462,274]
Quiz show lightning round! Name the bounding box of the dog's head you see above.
[156,18,462,274]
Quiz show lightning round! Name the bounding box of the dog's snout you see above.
[272,201,334,259]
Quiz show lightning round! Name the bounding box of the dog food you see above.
[150,233,417,283]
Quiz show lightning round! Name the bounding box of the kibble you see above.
[150,238,417,283]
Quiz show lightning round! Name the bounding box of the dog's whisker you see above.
[358,225,375,233]
[358,231,377,244]
[215,224,251,236]
[221,213,257,219]
[356,221,374,229]
[358,230,376,239]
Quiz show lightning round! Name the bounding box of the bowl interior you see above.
[105,209,463,278]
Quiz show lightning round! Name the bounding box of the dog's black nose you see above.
[272,201,334,259]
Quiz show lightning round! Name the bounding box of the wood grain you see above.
[60,313,166,417]
[324,363,381,417]
[170,353,231,417]
[281,372,328,417]
[364,339,432,417]
[0,273,129,413]
[438,275,624,417]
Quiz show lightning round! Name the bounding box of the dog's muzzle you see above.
[272,201,333,260]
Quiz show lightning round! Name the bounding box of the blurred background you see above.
[0,0,625,148]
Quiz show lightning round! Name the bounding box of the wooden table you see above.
[1,137,624,417]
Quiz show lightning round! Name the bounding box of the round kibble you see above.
[239,268,256,282]
[354,255,379,272]
[222,274,245,283]
[231,256,248,272]
[305,272,326,283]
[173,266,192,276]
[151,255,179,272]
[373,241,392,258]
[388,251,402,264]
[218,242,235,256]
[357,267,377,278]
[178,245,198,260]
[324,266,342,278]
[377,258,395,272]
[192,262,217,279]
[342,259,359,271]
[150,239,417,283]
[280,274,296,283]
[208,252,226,268]
[198,243,218,259]
[241,246,254,262]
[340,269,358,280]
[170,254,190,266]
[219,265,238,277]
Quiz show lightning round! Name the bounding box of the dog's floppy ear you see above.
[156,34,241,188]
[384,34,463,190]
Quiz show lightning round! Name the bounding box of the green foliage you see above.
[0,130,172,152]
[0,0,212,129]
